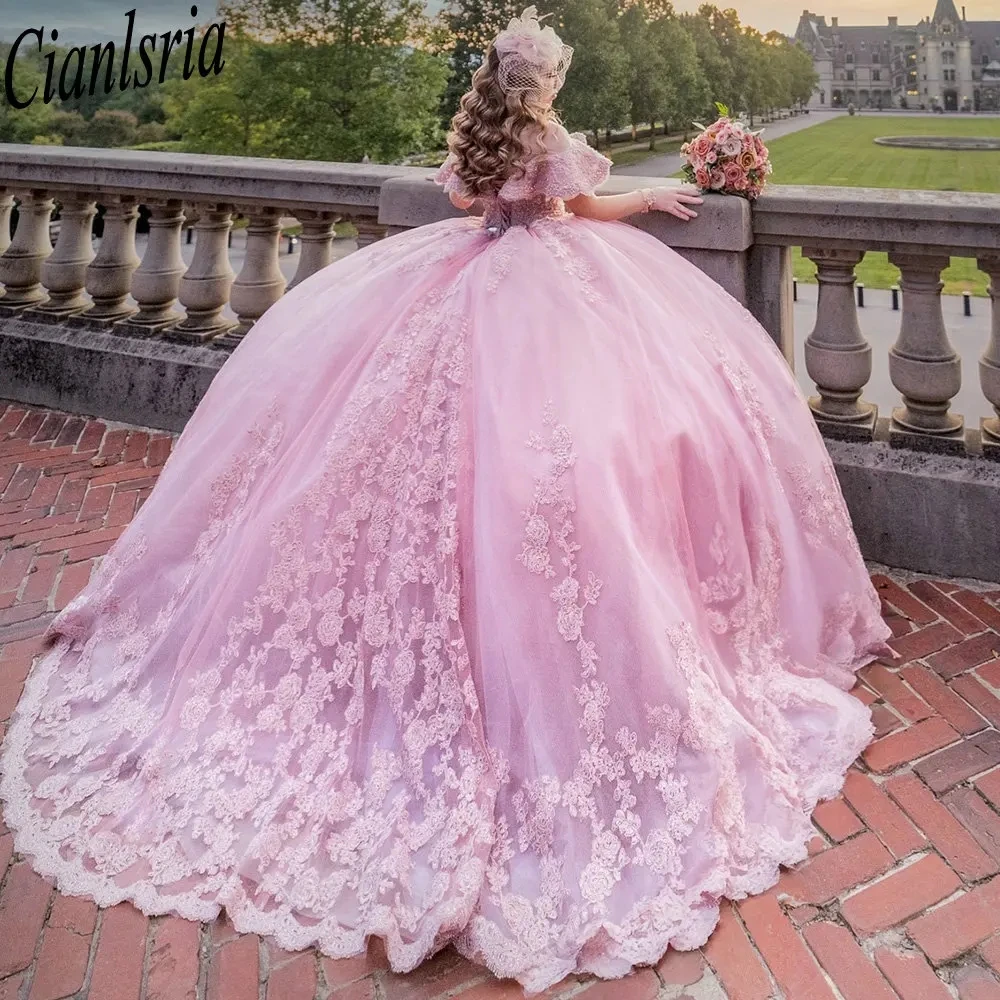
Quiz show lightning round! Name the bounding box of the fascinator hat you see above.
[493,7,573,96]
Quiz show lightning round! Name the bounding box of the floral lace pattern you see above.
[2,275,500,972]
[454,405,888,992]
[3,144,892,997]
[435,131,610,240]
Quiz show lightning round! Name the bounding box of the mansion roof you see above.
[796,9,1000,66]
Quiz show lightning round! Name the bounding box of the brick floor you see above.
[2,401,1000,1000]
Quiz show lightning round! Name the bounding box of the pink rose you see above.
[705,150,717,165]
[709,168,726,190]
[723,162,744,188]
[695,167,711,188]
[720,137,742,158]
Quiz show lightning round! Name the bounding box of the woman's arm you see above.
[565,185,703,223]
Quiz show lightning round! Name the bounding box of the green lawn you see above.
[768,116,1000,296]
[765,115,1000,192]
[793,247,990,297]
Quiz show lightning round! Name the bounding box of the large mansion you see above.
[795,0,1000,111]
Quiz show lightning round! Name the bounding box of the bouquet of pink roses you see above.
[680,104,772,201]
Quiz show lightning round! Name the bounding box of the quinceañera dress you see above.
[2,116,890,997]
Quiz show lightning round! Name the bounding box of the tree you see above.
[619,1,672,147]
[439,0,524,124]
[212,0,448,162]
[49,110,89,145]
[83,109,140,147]
[162,34,291,155]
[0,44,56,144]
[739,28,774,123]
[654,15,709,136]
[784,38,820,108]
[554,0,629,144]
[679,10,736,116]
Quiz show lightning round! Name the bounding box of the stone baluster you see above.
[126,200,186,332]
[219,207,287,347]
[0,191,54,310]
[801,247,877,439]
[81,196,140,323]
[289,211,338,289]
[173,203,236,342]
[354,219,387,251]
[980,255,1000,461]
[887,252,964,453]
[36,195,97,318]
[0,190,13,256]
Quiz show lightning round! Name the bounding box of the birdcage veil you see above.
[492,7,573,97]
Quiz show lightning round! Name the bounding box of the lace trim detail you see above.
[500,134,611,202]
[486,238,516,293]
[454,404,888,992]
[434,153,472,199]
[533,220,603,304]
[1,275,498,973]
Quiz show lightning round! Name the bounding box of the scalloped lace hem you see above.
[0,646,879,995]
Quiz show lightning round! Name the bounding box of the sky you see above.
[3,0,1000,46]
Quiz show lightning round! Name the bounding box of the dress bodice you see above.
[435,124,612,235]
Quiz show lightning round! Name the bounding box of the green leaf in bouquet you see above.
[714,102,730,118]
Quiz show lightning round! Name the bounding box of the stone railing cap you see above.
[378,171,753,252]
[0,144,408,215]
[754,183,1000,254]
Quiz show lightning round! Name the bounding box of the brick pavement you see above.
[2,401,1000,1000]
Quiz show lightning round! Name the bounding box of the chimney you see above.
[832,16,838,27]
[962,5,967,19]
[888,15,898,27]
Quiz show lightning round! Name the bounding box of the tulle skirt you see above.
[1,214,890,993]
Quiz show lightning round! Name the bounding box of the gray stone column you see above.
[82,196,140,323]
[127,200,186,331]
[980,255,1000,461]
[174,203,236,342]
[222,206,286,345]
[35,195,97,318]
[354,219,387,250]
[747,244,795,366]
[802,247,877,440]
[0,190,13,257]
[290,211,338,289]
[887,252,964,453]
[0,191,54,310]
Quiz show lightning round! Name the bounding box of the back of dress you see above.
[435,122,612,234]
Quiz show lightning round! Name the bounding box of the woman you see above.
[1,8,890,994]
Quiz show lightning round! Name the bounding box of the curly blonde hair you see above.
[446,47,556,198]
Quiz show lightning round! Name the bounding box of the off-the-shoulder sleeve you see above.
[434,153,472,198]
[500,131,612,201]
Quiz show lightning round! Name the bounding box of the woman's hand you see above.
[651,185,703,221]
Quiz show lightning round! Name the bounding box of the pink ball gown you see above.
[1,127,891,994]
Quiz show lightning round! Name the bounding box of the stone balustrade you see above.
[0,145,403,341]
[1,145,1000,579]
[751,185,1000,459]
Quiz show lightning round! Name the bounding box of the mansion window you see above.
[847,70,855,81]
[873,70,881,81]
[847,52,855,63]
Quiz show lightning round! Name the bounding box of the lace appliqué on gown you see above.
[1,277,499,973]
